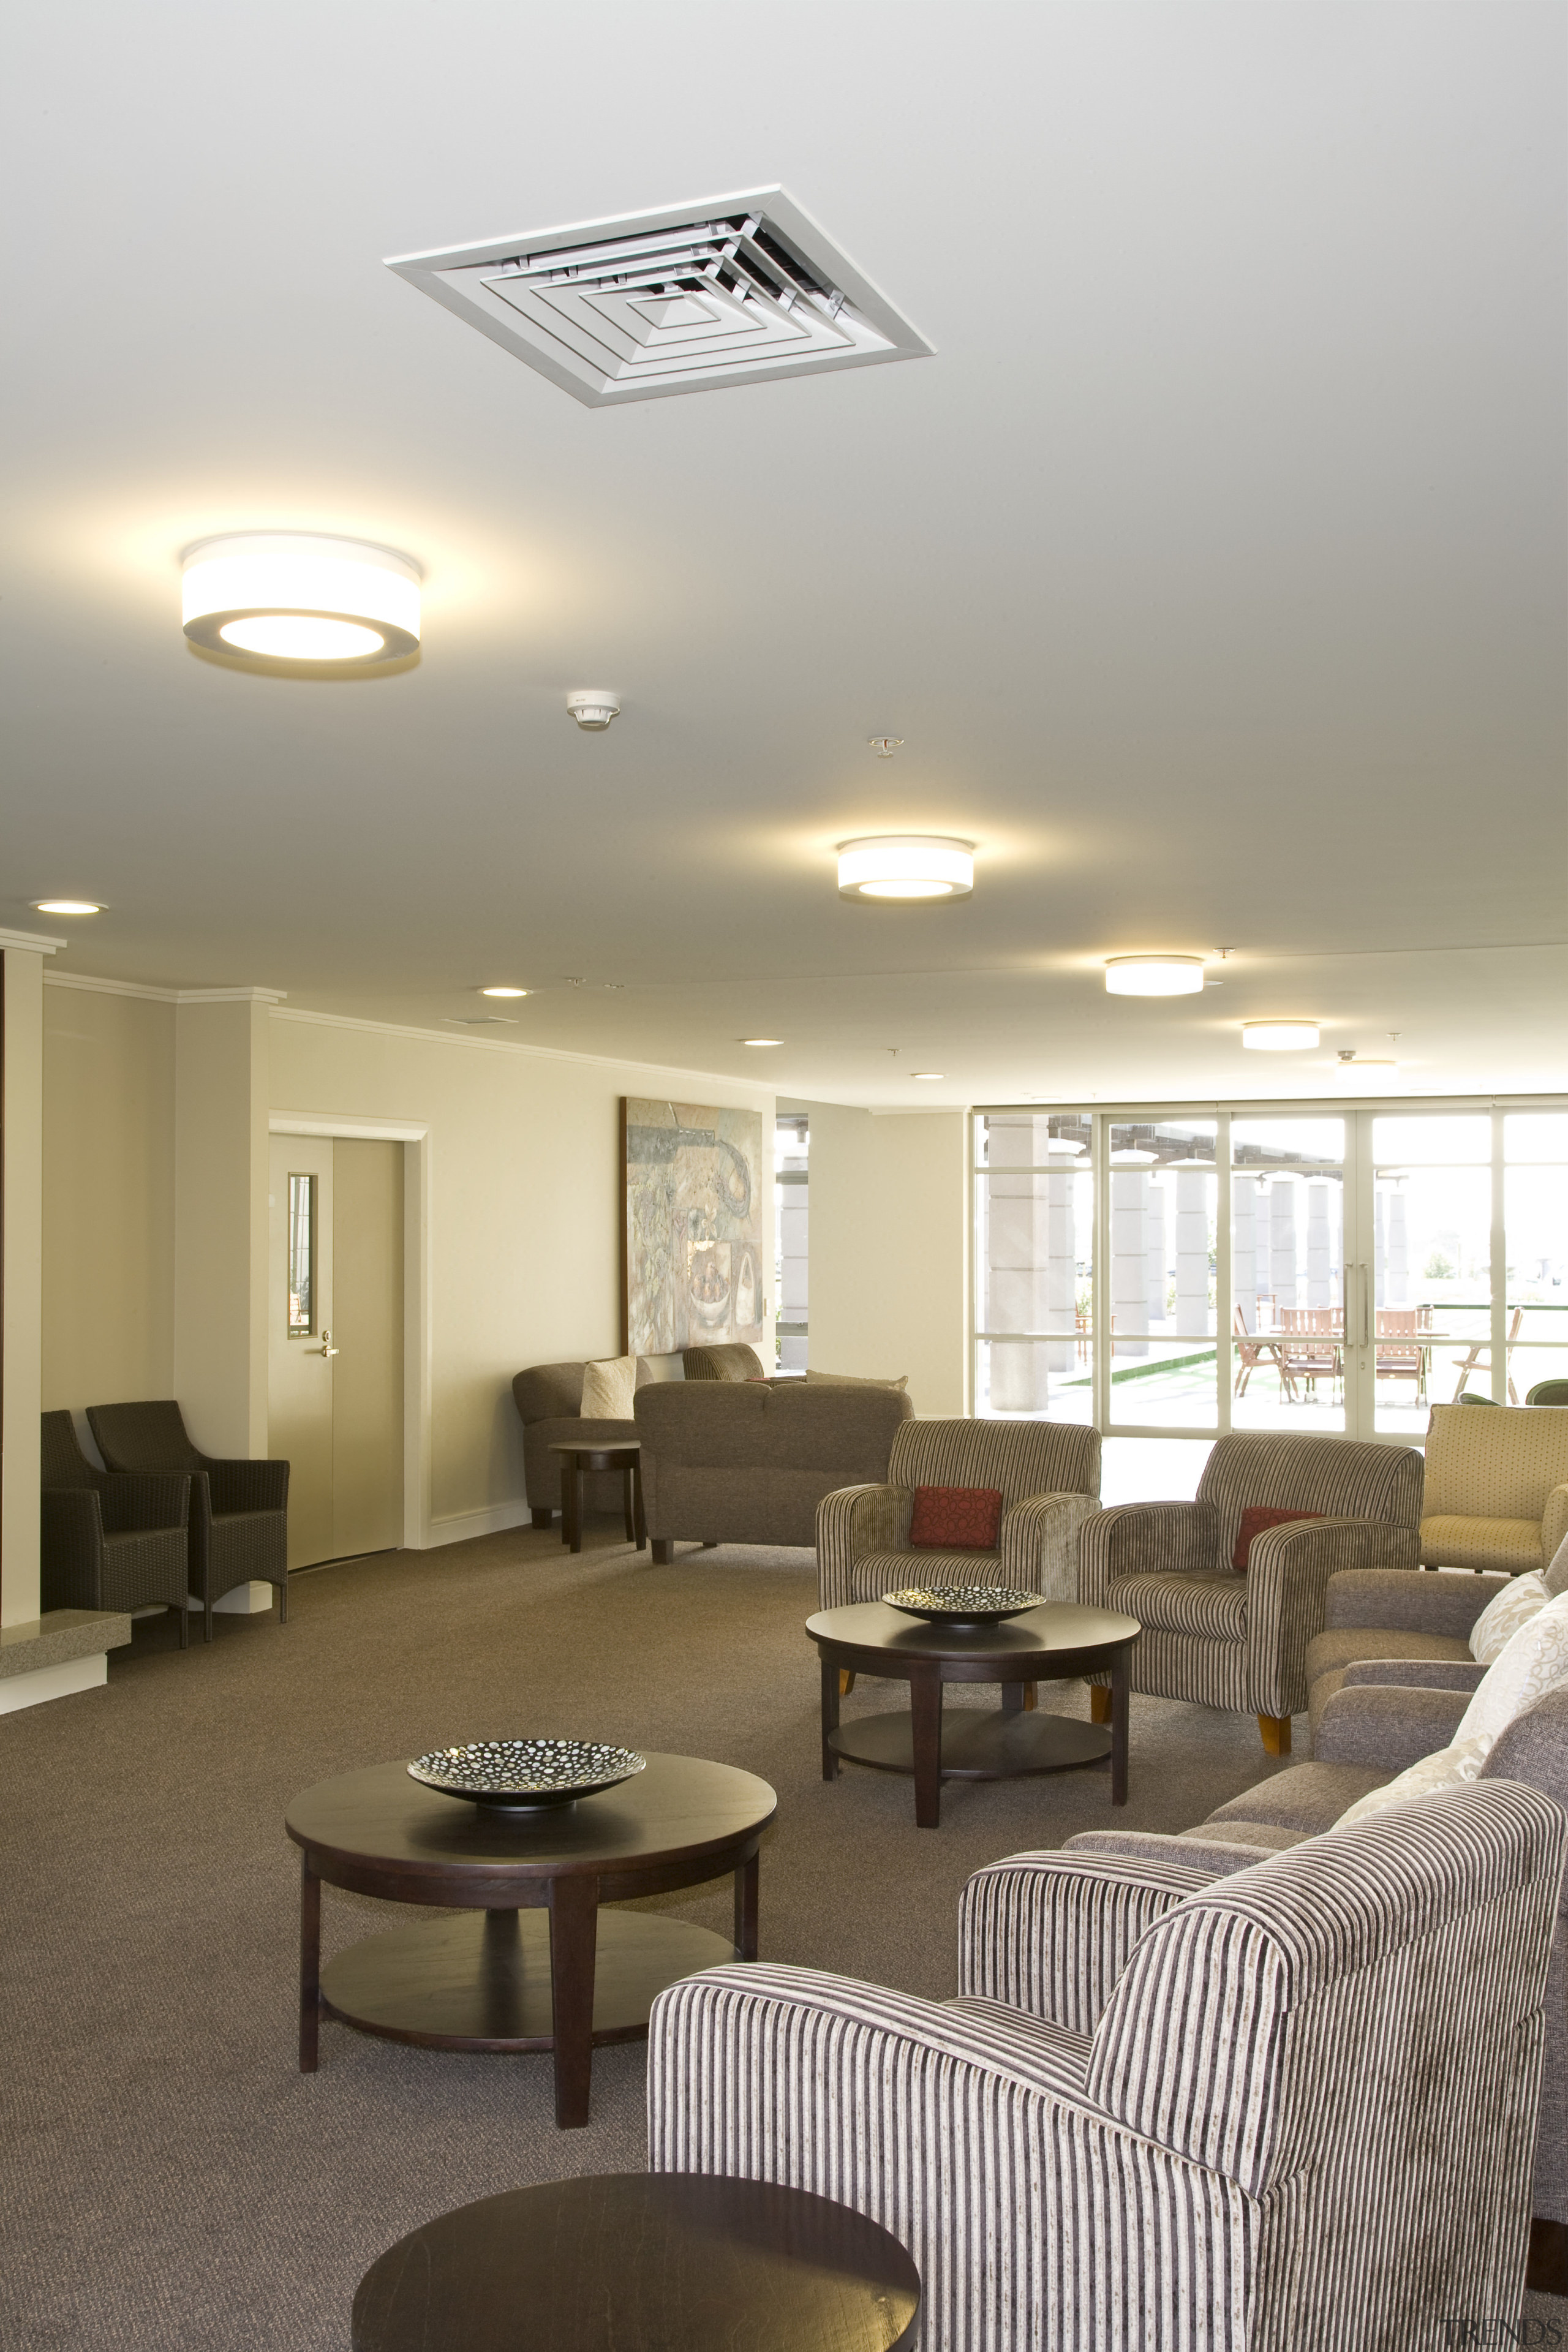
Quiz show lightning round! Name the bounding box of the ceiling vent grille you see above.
[386,188,932,407]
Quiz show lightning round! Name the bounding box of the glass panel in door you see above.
[1106,1120,1218,1430]
[1506,1114,1568,1404]
[973,1112,1093,1424]
[1370,1114,1491,1433]
[1230,1118,1346,1433]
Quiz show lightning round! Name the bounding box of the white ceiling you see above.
[6,2,1564,1107]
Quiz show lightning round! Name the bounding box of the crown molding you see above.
[0,927,69,954]
[44,973,286,1005]
[269,1003,777,1097]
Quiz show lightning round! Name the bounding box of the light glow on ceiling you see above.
[741,1038,782,1047]
[182,533,421,666]
[481,986,531,998]
[837,836,974,901]
[33,898,102,914]
[1104,954,1205,997]
[1242,1019,1321,1052]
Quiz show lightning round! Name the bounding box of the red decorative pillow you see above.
[1232,1506,1323,1572]
[910,1486,1003,1550]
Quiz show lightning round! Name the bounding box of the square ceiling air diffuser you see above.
[385,187,933,406]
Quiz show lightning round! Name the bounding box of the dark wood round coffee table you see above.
[550,1439,647,1555]
[352,2171,920,2352]
[807,1599,1141,1827]
[286,1752,776,2126]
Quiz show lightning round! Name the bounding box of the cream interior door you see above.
[268,1135,404,1569]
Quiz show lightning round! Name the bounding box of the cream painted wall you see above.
[804,1104,970,1417]
[2,950,47,1625]
[269,1014,775,1535]
[42,984,176,1418]
[172,997,271,1458]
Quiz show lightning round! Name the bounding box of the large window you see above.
[775,1115,808,1371]
[973,1098,1568,1443]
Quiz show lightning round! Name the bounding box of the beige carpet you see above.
[0,1518,1511,2346]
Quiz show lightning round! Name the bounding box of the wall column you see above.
[2,944,51,1627]
[173,994,274,1457]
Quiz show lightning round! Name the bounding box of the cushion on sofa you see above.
[1305,1626,1477,1735]
[581,1355,637,1419]
[1205,1759,1387,1835]
[1420,1513,1547,1575]
[910,1487,1002,1550]
[1232,1506,1322,1571]
[1335,1736,1490,1826]
[1470,1569,1550,1664]
[1455,1592,1568,1754]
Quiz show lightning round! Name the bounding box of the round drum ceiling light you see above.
[181,533,421,666]
[1104,955,1205,997]
[33,898,102,914]
[1242,1019,1321,1052]
[837,836,974,901]
[480,986,530,998]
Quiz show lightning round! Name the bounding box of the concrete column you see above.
[173,995,273,1457]
[986,1117,1047,1409]
[1110,1153,1153,1359]
[1231,1175,1257,1335]
[1146,1181,1167,1328]
[1175,1168,1210,1335]
[1044,1143,1079,1373]
[1271,1178,1298,1313]
[1306,1182,1332,1308]
[1386,1189,1408,1305]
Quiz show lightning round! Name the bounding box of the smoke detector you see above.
[385,188,932,407]
[567,689,619,730]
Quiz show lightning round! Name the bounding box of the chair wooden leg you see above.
[651,1538,674,1566]
[1528,2217,1568,2295]
[1022,1681,1036,1711]
[839,1668,856,1697]
[278,1572,287,1626]
[175,1597,189,1651]
[1089,1685,1112,1725]
[1258,1714,1292,1757]
[530,1506,554,1529]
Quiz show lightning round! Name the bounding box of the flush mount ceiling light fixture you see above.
[741,1038,782,1047]
[837,836,974,902]
[1242,1019,1321,1052]
[1104,955,1205,997]
[33,898,102,914]
[181,534,421,666]
[387,188,932,408]
[912,1071,945,1081]
[480,986,530,998]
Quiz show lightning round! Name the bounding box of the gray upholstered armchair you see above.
[816,1418,1101,1612]
[1077,1431,1423,1753]
[650,1781,1562,2351]
[87,1401,288,1642]
[40,1411,191,1647]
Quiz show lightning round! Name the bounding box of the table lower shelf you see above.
[829,1708,1111,1781]
[320,1909,737,2054]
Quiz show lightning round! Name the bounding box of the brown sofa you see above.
[511,1346,764,1524]
[634,1380,913,1558]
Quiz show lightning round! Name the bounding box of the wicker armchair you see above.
[86,1401,289,1642]
[40,1411,192,1648]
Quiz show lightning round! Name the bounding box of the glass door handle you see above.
[312,1329,340,1358]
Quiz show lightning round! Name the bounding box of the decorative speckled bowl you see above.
[881,1586,1042,1624]
[407,1738,647,1808]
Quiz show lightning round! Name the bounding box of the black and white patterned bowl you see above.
[882,1585,1042,1624]
[407,1739,647,1808]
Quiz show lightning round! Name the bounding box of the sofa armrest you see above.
[100,1472,191,1535]
[958,1849,1212,2033]
[1325,1566,1505,1637]
[1001,1490,1095,1607]
[1245,1518,1422,1720]
[815,1483,913,1609]
[1340,1657,1487,1694]
[1314,1681,1470,1768]
[1077,1499,1218,1604]
[1483,1687,1568,1820]
[205,1458,290,1515]
[1544,1484,1568,1570]
[1065,1828,1270,1877]
[40,1488,104,1596]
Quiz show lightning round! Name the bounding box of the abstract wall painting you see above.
[622,1099,766,1357]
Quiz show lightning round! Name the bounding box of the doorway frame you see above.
[269,1112,431,1549]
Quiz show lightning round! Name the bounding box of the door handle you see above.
[313,1329,339,1359]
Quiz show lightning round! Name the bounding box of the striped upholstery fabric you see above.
[1079,1434,1423,1721]
[959,1848,1213,2034]
[649,1782,1562,2352]
[1422,1404,1568,1574]
[816,1419,1101,1611]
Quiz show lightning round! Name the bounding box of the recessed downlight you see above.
[1242,1019,1321,1052]
[741,1038,783,1047]
[1104,955,1205,996]
[912,1071,945,1081]
[181,533,420,666]
[33,898,102,914]
[837,836,974,901]
[480,986,531,998]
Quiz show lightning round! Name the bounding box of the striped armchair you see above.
[650,1782,1562,2352]
[1078,1433,1422,1754]
[816,1419,1101,1613]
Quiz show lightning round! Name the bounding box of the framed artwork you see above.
[622,1098,766,1357]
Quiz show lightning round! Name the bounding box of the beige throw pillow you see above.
[1455,1592,1568,1754]
[803,1370,909,1392]
[1335,1736,1490,1828]
[580,1354,636,1420]
[1469,1570,1548,1664]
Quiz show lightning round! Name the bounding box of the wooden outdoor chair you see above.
[1453,1305,1525,1404]
[1232,1303,1297,1400]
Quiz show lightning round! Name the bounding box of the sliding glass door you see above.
[973,1098,1568,1446]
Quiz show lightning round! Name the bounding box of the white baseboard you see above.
[424,1500,535,1547]
[0,1653,107,1714]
